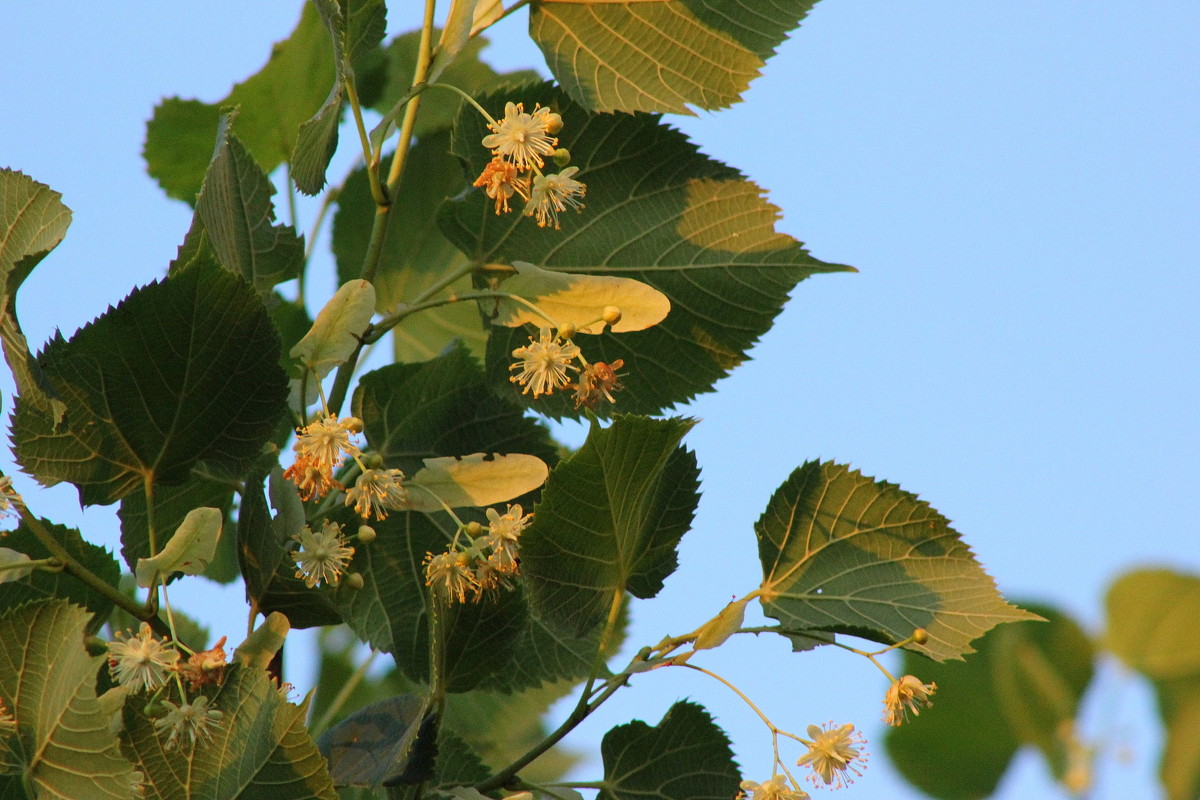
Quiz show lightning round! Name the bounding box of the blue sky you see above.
[3,3,1198,799]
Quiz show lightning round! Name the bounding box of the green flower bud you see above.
[356,525,376,544]
[553,148,571,167]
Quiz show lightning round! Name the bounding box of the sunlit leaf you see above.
[442,83,852,417]
[121,664,337,799]
[472,0,504,36]
[134,507,223,587]
[0,550,32,584]
[0,601,136,799]
[406,453,549,511]
[118,470,236,580]
[886,606,1091,799]
[756,461,1039,661]
[12,261,287,506]
[598,700,741,800]
[492,261,670,333]
[290,279,376,376]
[1106,568,1200,680]
[521,415,700,634]
[0,168,70,421]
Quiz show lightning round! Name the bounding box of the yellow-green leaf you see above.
[290,279,376,407]
[134,506,222,587]
[0,548,33,584]
[234,611,291,670]
[493,261,670,333]
[406,453,549,511]
[1106,568,1200,680]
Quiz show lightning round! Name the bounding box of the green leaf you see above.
[144,4,335,203]
[370,34,540,142]
[1154,676,1200,800]
[332,132,486,363]
[885,606,1092,799]
[237,472,342,629]
[0,520,120,634]
[121,664,337,800]
[0,600,137,799]
[520,415,700,634]
[0,169,70,421]
[117,471,236,580]
[293,0,389,195]
[441,82,852,417]
[1106,568,1200,680]
[405,453,548,511]
[334,508,528,692]
[12,261,287,506]
[134,507,223,587]
[598,700,741,800]
[756,461,1039,661]
[233,611,291,671]
[290,279,376,377]
[493,261,670,333]
[351,346,559,473]
[530,0,819,114]
[316,694,437,788]
[175,109,305,293]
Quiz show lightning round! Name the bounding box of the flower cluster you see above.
[882,674,936,726]
[509,327,581,397]
[107,622,180,692]
[795,722,868,790]
[739,775,810,800]
[176,636,229,691]
[282,414,362,501]
[154,695,224,750]
[424,504,533,603]
[292,519,356,589]
[0,475,24,518]
[475,101,586,229]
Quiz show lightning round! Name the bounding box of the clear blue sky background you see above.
[3,3,1198,799]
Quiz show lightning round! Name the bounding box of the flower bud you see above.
[464,521,483,537]
[356,525,376,544]
[558,322,576,339]
[345,572,365,590]
[912,628,929,645]
[553,148,571,167]
[601,306,622,326]
[363,452,385,469]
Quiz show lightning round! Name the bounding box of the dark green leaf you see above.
[530,0,819,114]
[293,0,388,195]
[520,415,700,634]
[121,664,337,800]
[0,601,137,799]
[316,694,437,788]
[886,606,1091,799]
[756,461,1039,661]
[598,701,741,800]
[12,260,288,506]
[351,346,558,474]
[144,4,335,202]
[118,471,235,579]
[332,133,485,363]
[441,83,852,417]
[0,168,70,420]
[1153,676,1200,800]
[176,110,305,293]
[0,520,120,634]
[238,472,342,629]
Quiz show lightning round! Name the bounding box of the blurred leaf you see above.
[317,695,437,788]
[135,507,223,587]
[118,470,236,580]
[0,169,69,421]
[530,0,819,114]
[493,261,670,333]
[0,549,32,583]
[756,461,1039,661]
[521,415,700,634]
[122,664,337,799]
[0,520,120,634]
[332,133,485,363]
[293,0,388,195]
[598,701,741,800]
[352,347,559,474]
[12,261,287,506]
[406,453,549,511]
[1155,676,1200,800]
[471,0,504,37]
[0,601,136,799]
[234,611,291,670]
[173,109,305,294]
[441,83,852,417]
[885,606,1090,799]
[1106,568,1200,680]
[144,4,335,202]
[238,471,343,629]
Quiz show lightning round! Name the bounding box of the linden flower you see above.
[572,359,625,410]
[485,503,532,573]
[154,695,223,750]
[424,549,480,604]
[510,327,581,397]
[282,458,340,501]
[796,722,868,789]
[345,468,408,520]
[482,102,562,170]
[883,674,937,726]
[0,475,23,517]
[176,636,229,691]
[473,156,530,214]
[292,520,356,588]
[293,414,362,469]
[525,167,586,229]
[739,775,810,800]
[107,623,180,692]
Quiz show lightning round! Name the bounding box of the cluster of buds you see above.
[423,504,532,604]
[474,102,586,229]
